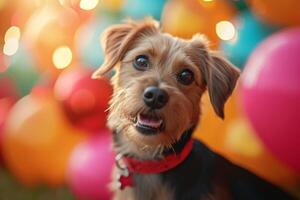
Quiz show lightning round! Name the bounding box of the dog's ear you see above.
[92,19,159,79]
[189,34,240,118]
[206,52,240,118]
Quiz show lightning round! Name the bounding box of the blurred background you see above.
[0,0,300,199]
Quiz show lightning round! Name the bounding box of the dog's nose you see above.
[143,86,169,109]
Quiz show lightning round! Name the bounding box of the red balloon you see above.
[0,77,20,99]
[240,28,300,172]
[67,130,114,200]
[0,77,19,162]
[0,97,15,163]
[54,67,112,132]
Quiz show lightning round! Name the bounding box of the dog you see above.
[92,19,297,200]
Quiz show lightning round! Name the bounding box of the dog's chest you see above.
[132,174,174,200]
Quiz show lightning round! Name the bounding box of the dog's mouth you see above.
[134,113,164,135]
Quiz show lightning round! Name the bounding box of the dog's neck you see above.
[112,126,195,160]
[162,126,195,155]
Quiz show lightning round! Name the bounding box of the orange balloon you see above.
[24,4,80,77]
[0,1,14,45]
[194,91,299,188]
[2,90,86,186]
[162,0,236,47]
[249,0,300,26]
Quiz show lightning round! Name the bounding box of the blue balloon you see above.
[220,11,278,69]
[76,14,122,69]
[121,0,167,20]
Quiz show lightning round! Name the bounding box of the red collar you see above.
[116,139,194,190]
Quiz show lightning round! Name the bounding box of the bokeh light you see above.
[216,20,236,41]
[3,39,19,56]
[52,46,73,69]
[4,26,21,43]
[79,0,99,10]
[3,26,21,56]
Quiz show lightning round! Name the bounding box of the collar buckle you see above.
[115,153,133,190]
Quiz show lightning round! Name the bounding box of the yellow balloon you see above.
[99,0,124,11]
[194,90,299,187]
[162,0,236,47]
[2,90,86,186]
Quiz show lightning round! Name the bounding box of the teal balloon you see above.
[76,14,122,69]
[0,44,39,96]
[220,11,278,69]
[121,0,167,20]
[229,0,248,11]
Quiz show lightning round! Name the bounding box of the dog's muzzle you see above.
[143,86,169,109]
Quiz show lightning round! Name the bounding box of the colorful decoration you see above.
[0,0,300,198]
[220,11,277,69]
[162,0,236,47]
[121,0,166,20]
[0,43,40,96]
[249,0,300,27]
[54,67,112,132]
[2,89,86,185]
[240,28,300,173]
[229,0,248,11]
[24,4,80,77]
[194,92,298,187]
[0,77,19,159]
[0,98,15,163]
[97,0,124,12]
[0,77,20,99]
[75,14,121,69]
[67,130,114,200]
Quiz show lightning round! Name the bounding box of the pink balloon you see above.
[67,130,115,200]
[240,28,300,172]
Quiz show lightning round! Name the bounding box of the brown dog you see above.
[92,19,296,200]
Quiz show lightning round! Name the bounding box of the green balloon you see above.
[0,44,40,96]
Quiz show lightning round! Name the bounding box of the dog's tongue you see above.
[138,114,162,128]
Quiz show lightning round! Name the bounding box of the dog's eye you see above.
[177,69,194,85]
[133,55,149,71]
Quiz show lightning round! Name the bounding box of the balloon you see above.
[162,0,236,47]
[121,0,166,20]
[0,97,15,163]
[224,118,298,186]
[0,77,19,162]
[24,4,80,77]
[195,92,240,149]
[0,44,40,96]
[54,67,113,133]
[75,14,121,69]
[249,0,300,27]
[0,1,14,41]
[0,53,6,72]
[97,0,124,12]
[228,0,248,11]
[194,91,298,187]
[67,130,114,200]
[220,11,277,69]
[240,28,300,173]
[0,77,20,99]
[2,89,86,185]
[54,0,93,22]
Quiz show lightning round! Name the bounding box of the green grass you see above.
[0,167,75,200]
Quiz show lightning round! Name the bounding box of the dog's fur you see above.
[93,19,296,200]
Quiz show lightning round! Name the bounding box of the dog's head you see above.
[93,19,239,157]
